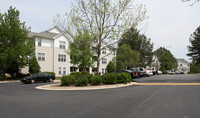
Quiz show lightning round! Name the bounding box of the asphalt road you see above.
[1,74,200,118]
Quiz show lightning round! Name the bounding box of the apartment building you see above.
[27,26,116,77]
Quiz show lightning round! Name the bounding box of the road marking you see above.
[134,83,200,85]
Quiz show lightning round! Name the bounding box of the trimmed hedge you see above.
[102,73,117,84]
[61,75,75,86]
[91,75,102,85]
[75,76,88,86]
[116,72,131,84]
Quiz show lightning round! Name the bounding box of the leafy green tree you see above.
[155,47,178,71]
[29,55,40,74]
[69,30,94,72]
[117,44,139,69]
[54,0,147,75]
[106,61,116,73]
[0,6,34,78]
[190,62,200,73]
[187,25,200,64]
[119,27,154,67]
[116,61,125,70]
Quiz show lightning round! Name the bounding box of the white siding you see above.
[47,27,61,34]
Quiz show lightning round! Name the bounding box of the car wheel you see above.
[31,80,35,84]
[49,78,53,82]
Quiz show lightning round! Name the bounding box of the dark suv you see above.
[112,69,138,79]
[21,72,55,84]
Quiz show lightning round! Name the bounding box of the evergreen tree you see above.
[29,56,40,74]
[116,61,124,70]
[118,27,154,67]
[155,47,178,71]
[117,44,139,69]
[106,61,116,73]
[0,6,34,78]
[187,25,200,64]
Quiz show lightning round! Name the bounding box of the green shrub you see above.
[116,61,124,70]
[29,56,40,74]
[190,63,200,73]
[163,71,168,74]
[70,72,82,77]
[43,72,55,76]
[75,76,89,86]
[116,72,132,84]
[61,75,76,86]
[106,61,116,73]
[91,75,102,85]
[81,71,92,83]
[102,73,117,84]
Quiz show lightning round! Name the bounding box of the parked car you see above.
[112,69,138,79]
[144,68,153,76]
[21,72,55,84]
[150,67,157,75]
[130,68,144,77]
[157,70,162,75]
[166,70,176,74]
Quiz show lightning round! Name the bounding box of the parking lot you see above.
[1,74,200,118]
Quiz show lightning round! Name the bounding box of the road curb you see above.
[35,82,138,91]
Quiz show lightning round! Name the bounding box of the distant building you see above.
[177,58,190,74]
[24,26,115,77]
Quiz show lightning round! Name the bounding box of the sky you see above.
[0,0,199,62]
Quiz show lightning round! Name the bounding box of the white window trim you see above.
[102,58,107,64]
[58,54,66,62]
[38,53,45,61]
[58,67,62,75]
[59,41,66,49]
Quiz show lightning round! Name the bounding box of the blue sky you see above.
[0,0,199,61]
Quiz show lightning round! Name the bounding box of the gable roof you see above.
[28,31,58,39]
[177,58,190,64]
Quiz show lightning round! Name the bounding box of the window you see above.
[102,68,105,75]
[59,41,66,49]
[102,58,107,64]
[63,67,66,75]
[102,48,106,54]
[38,53,45,61]
[180,64,182,67]
[38,38,41,46]
[58,54,66,62]
[58,67,62,75]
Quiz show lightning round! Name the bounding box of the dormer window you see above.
[59,41,66,49]
[38,38,42,47]
[102,48,106,54]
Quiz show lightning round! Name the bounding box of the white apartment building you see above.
[177,58,190,74]
[28,26,116,77]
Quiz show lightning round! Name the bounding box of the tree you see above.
[155,47,178,71]
[187,25,200,64]
[69,30,94,72]
[0,6,34,78]
[106,61,116,73]
[116,61,124,70]
[119,27,154,67]
[54,0,147,75]
[117,44,139,69]
[181,0,199,6]
[29,55,40,74]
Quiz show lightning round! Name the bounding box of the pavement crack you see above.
[131,88,160,117]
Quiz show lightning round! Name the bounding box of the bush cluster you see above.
[102,73,117,84]
[116,72,132,84]
[91,75,102,85]
[61,71,131,86]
